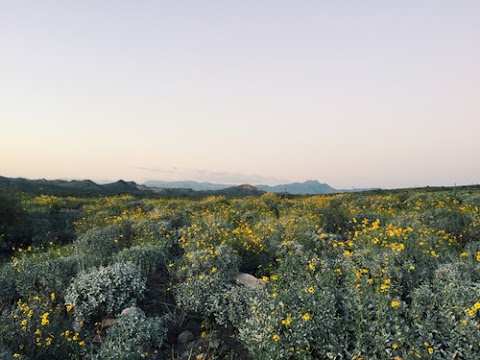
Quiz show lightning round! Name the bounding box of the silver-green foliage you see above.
[408,263,480,358]
[65,262,146,320]
[174,245,240,323]
[237,249,339,360]
[87,312,168,360]
[74,225,129,261]
[15,255,81,298]
[113,245,165,277]
[0,264,17,302]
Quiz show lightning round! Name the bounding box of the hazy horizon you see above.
[1,1,479,189]
[2,174,479,192]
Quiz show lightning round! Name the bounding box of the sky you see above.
[1,1,479,189]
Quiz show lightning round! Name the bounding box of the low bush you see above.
[87,312,168,360]
[74,225,130,263]
[64,263,146,321]
[15,255,81,299]
[113,245,165,277]
[174,245,240,323]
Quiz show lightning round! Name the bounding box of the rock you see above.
[120,306,144,317]
[235,273,264,289]
[101,316,118,328]
[181,351,191,359]
[178,330,194,345]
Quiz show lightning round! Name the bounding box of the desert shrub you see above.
[237,276,338,359]
[65,263,146,321]
[349,211,386,229]
[174,245,240,323]
[236,245,341,359]
[113,245,165,276]
[129,219,176,251]
[0,347,16,360]
[421,208,474,238]
[166,209,192,229]
[125,200,154,212]
[87,312,168,360]
[260,195,281,217]
[14,255,86,299]
[464,194,480,208]
[408,267,480,358]
[74,225,130,262]
[319,199,349,235]
[0,264,17,304]
[339,286,411,359]
[0,188,23,226]
[220,285,262,328]
[404,193,428,207]
[6,294,85,360]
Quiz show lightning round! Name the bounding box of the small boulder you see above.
[120,306,144,318]
[235,273,264,289]
[177,330,194,345]
[101,316,118,328]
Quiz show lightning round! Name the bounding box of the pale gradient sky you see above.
[1,1,479,189]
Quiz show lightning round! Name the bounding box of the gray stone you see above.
[101,316,118,328]
[120,306,144,317]
[178,330,194,345]
[235,273,264,289]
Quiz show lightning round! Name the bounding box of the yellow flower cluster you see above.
[466,302,480,317]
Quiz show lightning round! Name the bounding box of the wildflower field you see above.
[1,186,480,359]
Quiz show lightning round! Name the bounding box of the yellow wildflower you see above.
[41,312,49,326]
[391,300,401,308]
[282,315,292,326]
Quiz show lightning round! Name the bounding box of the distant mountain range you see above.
[0,176,267,197]
[0,177,147,196]
[145,179,343,194]
[0,176,358,197]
